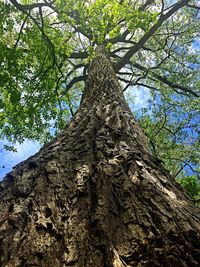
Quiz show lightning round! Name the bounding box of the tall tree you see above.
[0,0,199,181]
[0,0,200,266]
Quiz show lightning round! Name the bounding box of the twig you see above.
[14,11,30,48]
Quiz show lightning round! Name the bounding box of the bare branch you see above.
[118,71,132,75]
[14,11,30,48]
[173,163,187,178]
[65,63,86,79]
[117,76,132,84]
[132,62,199,97]
[68,51,89,59]
[66,95,75,117]
[132,82,160,91]
[186,4,200,10]
[152,112,167,138]
[65,76,86,92]
[171,158,200,174]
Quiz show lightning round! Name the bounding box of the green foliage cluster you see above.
[0,0,157,144]
[177,175,200,203]
[56,0,156,44]
[0,2,73,143]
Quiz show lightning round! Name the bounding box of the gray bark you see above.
[0,46,200,267]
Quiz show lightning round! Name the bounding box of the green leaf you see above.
[10,90,21,105]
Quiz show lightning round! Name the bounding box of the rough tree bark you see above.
[0,46,200,267]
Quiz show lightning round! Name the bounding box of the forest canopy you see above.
[0,0,200,197]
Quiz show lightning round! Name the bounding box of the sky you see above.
[0,87,151,181]
[0,140,41,180]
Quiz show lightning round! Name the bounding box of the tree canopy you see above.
[0,0,200,197]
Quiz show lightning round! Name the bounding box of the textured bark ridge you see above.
[0,46,200,267]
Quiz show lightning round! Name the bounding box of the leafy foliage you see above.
[177,175,200,204]
[0,0,200,197]
[137,93,199,173]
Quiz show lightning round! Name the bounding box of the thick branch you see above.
[65,76,86,92]
[9,0,53,11]
[105,29,130,45]
[115,0,190,71]
[66,63,86,79]
[68,51,89,59]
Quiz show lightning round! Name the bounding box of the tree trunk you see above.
[0,46,200,267]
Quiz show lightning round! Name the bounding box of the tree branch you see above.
[68,51,89,59]
[9,0,53,11]
[132,62,199,97]
[139,0,156,11]
[132,82,160,92]
[65,76,86,92]
[14,11,30,48]
[55,75,63,113]
[105,29,129,45]
[186,4,200,10]
[9,0,61,75]
[152,112,167,138]
[115,0,190,71]
[171,158,200,174]
[65,63,86,79]
[173,163,187,178]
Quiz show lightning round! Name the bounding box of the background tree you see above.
[0,0,200,266]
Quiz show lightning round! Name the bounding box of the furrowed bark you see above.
[0,46,200,267]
